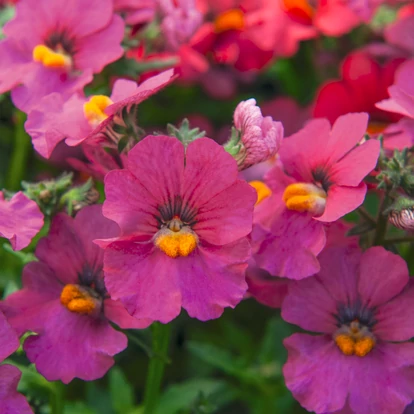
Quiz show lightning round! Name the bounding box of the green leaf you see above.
[64,401,96,414]
[155,378,236,414]
[109,366,135,414]
[86,382,115,414]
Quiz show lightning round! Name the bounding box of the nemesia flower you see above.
[282,246,414,414]
[229,98,284,171]
[0,0,124,112]
[0,191,44,250]
[114,0,156,25]
[25,69,176,158]
[246,263,290,309]
[385,5,414,56]
[159,0,203,51]
[313,52,412,149]
[376,59,414,120]
[0,365,33,414]
[101,135,257,322]
[0,309,29,413]
[253,113,380,280]
[190,0,277,71]
[2,205,151,383]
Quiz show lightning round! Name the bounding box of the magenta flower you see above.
[253,113,380,280]
[376,60,414,120]
[2,205,150,383]
[101,135,257,322]
[230,99,284,171]
[25,69,176,158]
[282,246,414,414]
[0,365,33,414]
[0,0,124,112]
[0,191,44,251]
[114,0,156,26]
[0,309,29,412]
[159,0,203,51]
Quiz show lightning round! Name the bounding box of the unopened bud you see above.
[386,197,414,232]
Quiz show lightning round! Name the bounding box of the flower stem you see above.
[50,381,65,414]
[7,111,31,190]
[373,193,390,246]
[143,322,171,414]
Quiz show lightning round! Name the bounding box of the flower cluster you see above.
[0,0,413,413]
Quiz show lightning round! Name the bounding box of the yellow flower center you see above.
[282,182,327,216]
[83,95,113,127]
[214,9,245,33]
[60,284,99,315]
[155,217,198,258]
[249,180,272,205]
[334,320,376,357]
[33,44,72,69]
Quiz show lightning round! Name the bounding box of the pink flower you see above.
[0,365,33,414]
[2,205,151,383]
[101,135,257,322]
[0,191,44,251]
[282,246,414,414]
[313,52,411,150]
[0,0,124,112]
[376,60,414,120]
[230,99,283,170]
[0,309,29,412]
[114,0,156,25]
[253,113,380,280]
[385,6,414,56]
[25,69,176,158]
[159,0,203,51]
[246,262,290,309]
[189,0,277,72]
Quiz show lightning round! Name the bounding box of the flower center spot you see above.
[60,284,99,315]
[155,220,198,258]
[334,320,376,357]
[283,182,327,216]
[214,9,245,33]
[33,44,72,69]
[249,180,272,205]
[83,95,113,127]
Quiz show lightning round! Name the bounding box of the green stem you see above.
[50,382,65,414]
[7,111,31,190]
[372,193,390,246]
[383,236,414,245]
[357,207,376,225]
[143,322,171,414]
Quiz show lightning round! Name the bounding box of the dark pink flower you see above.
[282,246,414,414]
[313,52,411,150]
[0,0,124,112]
[376,59,414,120]
[25,69,176,158]
[0,365,33,414]
[0,191,43,251]
[101,135,256,322]
[2,205,150,383]
[231,98,284,170]
[0,310,19,363]
[253,113,380,280]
